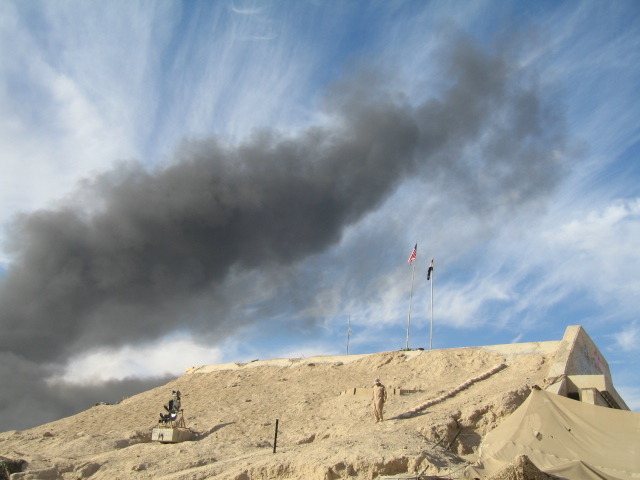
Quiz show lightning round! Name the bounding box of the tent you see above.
[464,389,640,480]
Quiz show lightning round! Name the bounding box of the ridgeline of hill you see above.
[0,347,553,479]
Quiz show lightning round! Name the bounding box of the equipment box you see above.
[151,427,193,443]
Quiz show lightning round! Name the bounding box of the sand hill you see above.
[0,343,559,480]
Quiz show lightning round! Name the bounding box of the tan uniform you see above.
[372,383,387,422]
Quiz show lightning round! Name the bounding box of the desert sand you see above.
[0,347,553,479]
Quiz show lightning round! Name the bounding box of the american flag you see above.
[408,244,417,265]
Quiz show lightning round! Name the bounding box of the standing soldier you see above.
[372,379,387,423]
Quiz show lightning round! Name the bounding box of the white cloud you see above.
[435,278,511,328]
[51,336,223,384]
[549,199,640,253]
[510,332,524,344]
[613,322,640,353]
[543,198,640,308]
[0,3,161,263]
[471,195,640,320]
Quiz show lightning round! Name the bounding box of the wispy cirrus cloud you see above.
[613,321,640,353]
[1,0,639,429]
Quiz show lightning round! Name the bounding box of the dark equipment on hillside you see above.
[159,390,184,427]
[152,390,192,443]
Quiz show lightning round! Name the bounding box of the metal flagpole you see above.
[429,259,434,350]
[406,245,417,350]
[406,262,416,349]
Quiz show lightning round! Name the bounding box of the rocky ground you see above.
[0,347,553,479]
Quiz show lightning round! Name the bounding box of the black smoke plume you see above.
[0,34,567,429]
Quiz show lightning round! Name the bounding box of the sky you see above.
[0,0,639,431]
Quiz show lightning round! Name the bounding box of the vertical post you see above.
[273,419,279,454]
[406,259,416,350]
[429,259,434,350]
[346,315,352,355]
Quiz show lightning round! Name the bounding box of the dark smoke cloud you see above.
[0,352,175,431]
[0,33,568,429]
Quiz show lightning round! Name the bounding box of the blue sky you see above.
[1,0,639,429]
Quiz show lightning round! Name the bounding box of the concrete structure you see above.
[544,325,628,409]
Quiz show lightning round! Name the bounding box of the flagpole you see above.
[346,315,352,355]
[429,259,434,350]
[406,253,416,350]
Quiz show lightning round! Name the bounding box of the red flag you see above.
[408,244,417,265]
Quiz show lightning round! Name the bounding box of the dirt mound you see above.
[0,348,553,479]
[483,455,556,480]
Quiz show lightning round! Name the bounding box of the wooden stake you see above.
[273,419,279,454]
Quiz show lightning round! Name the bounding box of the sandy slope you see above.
[0,348,553,479]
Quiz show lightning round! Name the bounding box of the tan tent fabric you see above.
[464,389,640,480]
[483,454,556,480]
[544,460,619,480]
